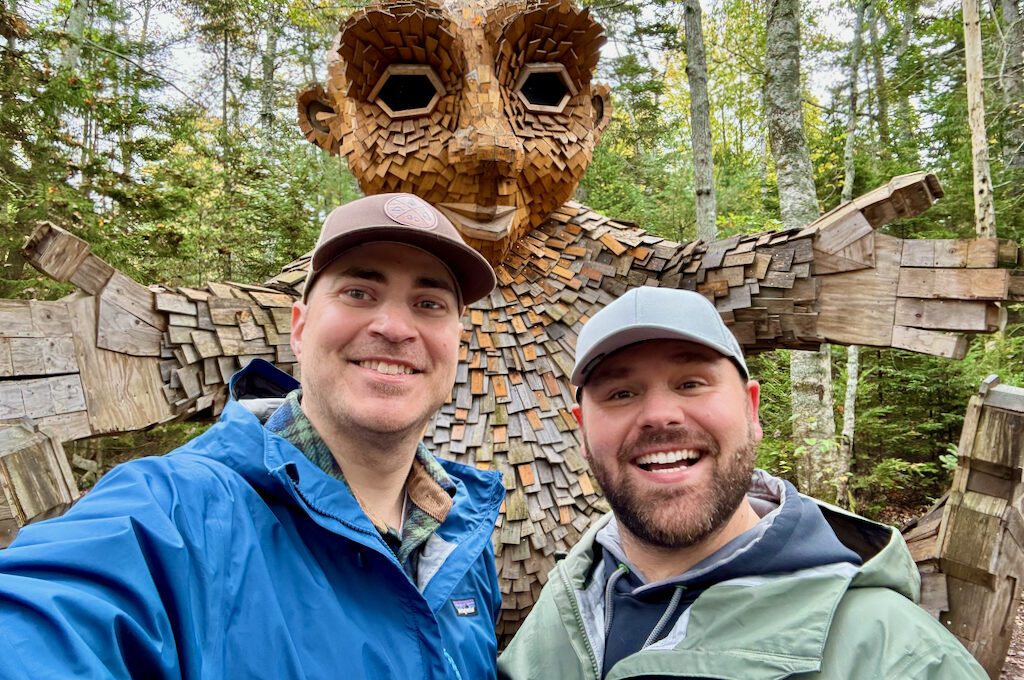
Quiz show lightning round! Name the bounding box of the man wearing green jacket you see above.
[498,287,986,680]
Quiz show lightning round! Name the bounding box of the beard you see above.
[585,424,758,550]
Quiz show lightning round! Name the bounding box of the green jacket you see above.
[498,504,985,680]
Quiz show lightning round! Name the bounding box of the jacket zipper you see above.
[286,474,397,560]
[559,564,601,679]
[287,474,467,680]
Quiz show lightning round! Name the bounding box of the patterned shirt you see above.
[264,390,455,568]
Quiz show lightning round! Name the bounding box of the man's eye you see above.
[416,299,446,311]
[514,63,577,114]
[370,64,445,118]
[344,289,371,300]
[608,390,634,400]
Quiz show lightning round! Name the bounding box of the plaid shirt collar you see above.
[264,389,455,565]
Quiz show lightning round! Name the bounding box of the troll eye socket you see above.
[514,63,577,114]
[369,64,445,119]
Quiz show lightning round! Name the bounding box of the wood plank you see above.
[891,326,967,359]
[966,239,999,268]
[102,272,167,331]
[271,308,292,334]
[67,295,173,435]
[22,222,91,282]
[894,298,998,332]
[190,330,222,359]
[208,298,252,325]
[0,301,35,338]
[817,233,901,346]
[69,254,114,294]
[7,337,78,375]
[249,291,294,308]
[155,293,197,315]
[813,209,872,255]
[0,340,12,377]
[897,268,1009,300]
[96,295,162,357]
[30,301,73,337]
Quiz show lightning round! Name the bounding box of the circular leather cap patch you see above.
[384,195,439,230]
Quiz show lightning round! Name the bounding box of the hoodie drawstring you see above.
[603,564,629,639]
[642,584,686,648]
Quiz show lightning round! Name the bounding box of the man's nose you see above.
[366,302,417,343]
[635,392,687,430]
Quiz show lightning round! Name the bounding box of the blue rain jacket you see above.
[0,361,505,679]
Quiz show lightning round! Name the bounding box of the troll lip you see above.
[437,204,517,242]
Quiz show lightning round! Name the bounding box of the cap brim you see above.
[311,226,497,305]
[570,324,748,385]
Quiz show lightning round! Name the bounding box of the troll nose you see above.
[448,125,525,173]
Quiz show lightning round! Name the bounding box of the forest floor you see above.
[1002,597,1024,679]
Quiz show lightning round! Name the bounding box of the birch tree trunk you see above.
[963,0,997,237]
[260,9,281,146]
[999,0,1023,166]
[867,1,890,157]
[893,1,919,164]
[835,0,868,508]
[841,0,866,205]
[6,0,17,53]
[765,0,839,503]
[683,0,718,242]
[60,0,89,71]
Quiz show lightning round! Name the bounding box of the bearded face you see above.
[298,0,612,264]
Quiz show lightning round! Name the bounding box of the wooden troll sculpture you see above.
[2,0,1023,649]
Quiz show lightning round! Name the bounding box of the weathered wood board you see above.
[0,422,79,548]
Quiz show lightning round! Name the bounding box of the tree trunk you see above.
[838,345,858,506]
[963,0,997,237]
[260,11,279,146]
[60,0,89,71]
[683,0,717,242]
[893,1,919,164]
[999,0,1023,166]
[833,0,868,508]
[765,0,839,502]
[6,0,17,53]
[868,1,890,157]
[842,0,866,204]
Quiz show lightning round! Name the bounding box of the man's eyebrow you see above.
[415,275,457,295]
[335,266,456,295]
[336,266,385,283]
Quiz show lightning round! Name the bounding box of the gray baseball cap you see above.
[571,287,749,387]
[304,193,496,305]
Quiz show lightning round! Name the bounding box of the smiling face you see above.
[290,242,463,443]
[573,339,764,551]
[297,0,611,264]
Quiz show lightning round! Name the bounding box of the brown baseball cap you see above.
[303,193,497,305]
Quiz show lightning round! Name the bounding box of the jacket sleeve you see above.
[823,587,988,680]
[0,458,214,680]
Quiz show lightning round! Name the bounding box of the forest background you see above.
[1,0,1022,518]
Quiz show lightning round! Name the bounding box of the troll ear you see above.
[297,84,343,154]
[590,83,612,144]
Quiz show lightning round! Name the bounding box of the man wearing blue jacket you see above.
[0,193,505,679]
[498,287,986,679]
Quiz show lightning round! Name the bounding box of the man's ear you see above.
[590,83,612,144]
[746,380,764,442]
[571,403,590,460]
[290,301,307,361]
[297,84,342,154]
